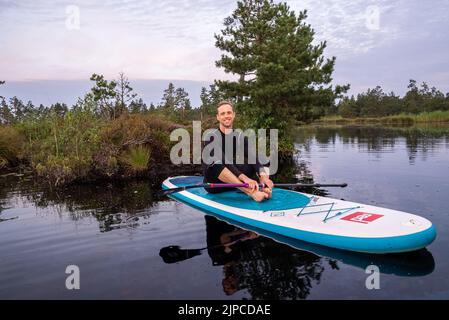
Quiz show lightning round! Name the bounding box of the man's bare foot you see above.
[262,187,272,199]
[249,190,269,202]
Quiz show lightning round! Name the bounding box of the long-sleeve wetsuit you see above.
[203,128,263,193]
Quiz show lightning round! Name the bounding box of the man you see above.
[203,101,274,202]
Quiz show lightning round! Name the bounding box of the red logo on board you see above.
[341,212,384,224]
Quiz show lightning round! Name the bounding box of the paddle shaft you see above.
[160,182,347,196]
[200,183,348,188]
[274,183,348,188]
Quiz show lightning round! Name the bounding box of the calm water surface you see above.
[1,124,448,299]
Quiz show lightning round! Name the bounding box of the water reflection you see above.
[161,215,325,299]
[296,124,449,165]
[0,174,164,232]
[159,212,435,299]
[1,124,445,299]
[271,160,331,197]
[0,216,17,222]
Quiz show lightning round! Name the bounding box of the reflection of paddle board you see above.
[204,214,435,277]
[162,176,436,254]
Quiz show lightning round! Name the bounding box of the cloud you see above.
[1,0,448,96]
[288,0,405,57]
[0,0,237,80]
[287,0,449,95]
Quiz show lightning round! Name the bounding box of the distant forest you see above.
[2,78,449,125]
[0,75,221,125]
[333,80,449,118]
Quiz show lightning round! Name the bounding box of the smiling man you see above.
[203,101,273,202]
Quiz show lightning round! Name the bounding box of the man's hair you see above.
[217,100,234,112]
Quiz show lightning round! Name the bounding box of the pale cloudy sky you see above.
[1,0,449,98]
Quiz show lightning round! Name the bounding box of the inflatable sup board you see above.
[162,176,436,254]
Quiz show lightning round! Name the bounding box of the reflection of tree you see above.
[337,126,397,152]
[271,160,302,184]
[402,128,441,165]
[314,127,337,145]
[0,174,159,232]
[296,124,449,164]
[0,184,7,215]
[405,132,419,165]
[205,216,325,299]
[0,173,26,216]
[272,156,329,197]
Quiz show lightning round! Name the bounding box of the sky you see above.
[1,0,449,106]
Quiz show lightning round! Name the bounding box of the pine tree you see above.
[200,84,226,117]
[214,0,349,151]
[9,97,26,123]
[0,80,5,101]
[115,72,137,115]
[50,102,69,118]
[174,87,191,120]
[161,83,177,115]
[0,98,13,124]
[89,74,117,120]
[129,98,147,114]
[23,101,36,120]
[161,83,191,120]
[403,79,421,114]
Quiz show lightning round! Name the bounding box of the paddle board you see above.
[162,176,436,254]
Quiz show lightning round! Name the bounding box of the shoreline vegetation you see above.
[2,78,448,189]
[2,1,449,188]
[315,110,449,125]
[0,74,211,187]
[319,81,449,125]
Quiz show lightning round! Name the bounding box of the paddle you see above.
[159,245,205,264]
[159,233,257,263]
[159,182,347,197]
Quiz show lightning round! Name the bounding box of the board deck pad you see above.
[169,176,311,211]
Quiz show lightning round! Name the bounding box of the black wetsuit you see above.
[203,128,262,193]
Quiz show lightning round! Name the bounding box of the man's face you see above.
[217,104,235,129]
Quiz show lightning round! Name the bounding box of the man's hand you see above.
[239,174,258,193]
[259,174,274,189]
[259,174,273,199]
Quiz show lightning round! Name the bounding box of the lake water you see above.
[1,124,448,299]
